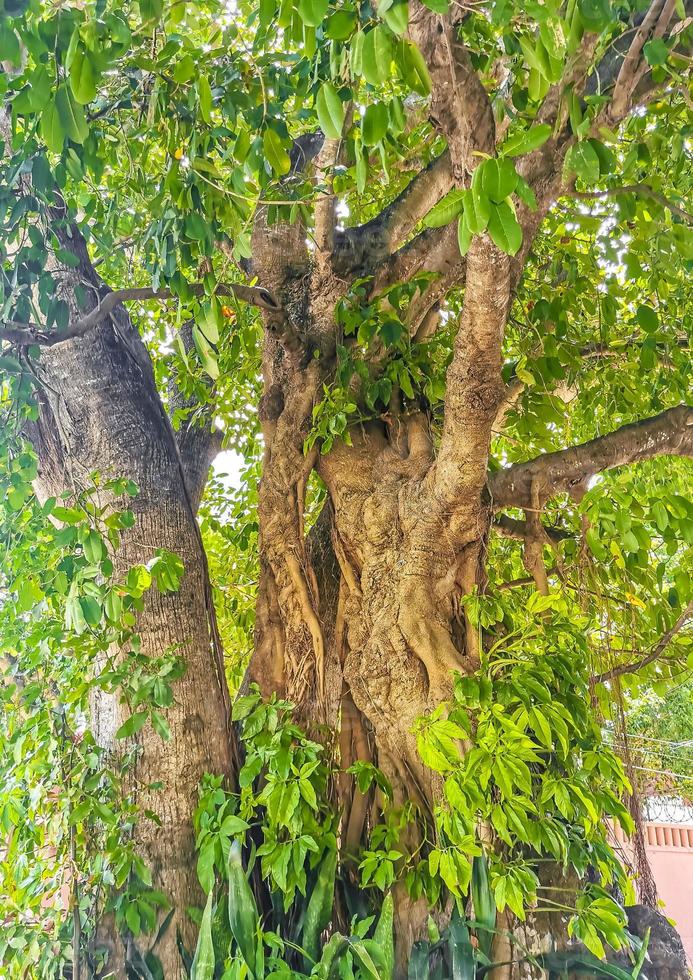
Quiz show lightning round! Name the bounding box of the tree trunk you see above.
[246,308,489,964]
[29,233,234,977]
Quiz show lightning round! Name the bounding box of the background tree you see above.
[0,0,691,977]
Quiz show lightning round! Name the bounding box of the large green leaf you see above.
[361,26,394,84]
[227,841,259,976]
[502,124,552,158]
[372,893,394,979]
[362,102,389,146]
[448,909,475,980]
[40,98,66,153]
[69,47,97,104]
[55,85,89,144]
[479,158,518,204]
[408,941,430,979]
[487,201,522,255]
[424,190,466,228]
[297,0,329,27]
[190,889,215,980]
[302,848,337,966]
[471,855,496,959]
[263,127,291,175]
[316,82,345,140]
[397,39,432,96]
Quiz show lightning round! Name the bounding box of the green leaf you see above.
[316,82,345,140]
[79,595,102,626]
[263,127,291,175]
[69,47,97,104]
[197,76,213,124]
[362,26,394,85]
[116,710,149,740]
[373,894,395,980]
[577,0,611,32]
[40,99,66,154]
[565,140,600,182]
[197,841,216,893]
[191,889,215,980]
[362,102,389,146]
[349,939,381,980]
[219,814,250,836]
[0,25,21,65]
[397,40,432,97]
[471,855,496,958]
[0,354,22,374]
[173,54,196,83]
[355,142,368,193]
[448,909,475,980]
[457,212,472,256]
[227,841,259,975]
[151,711,171,741]
[297,0,329,27]
[380,0,408,35]
[643,37,669,65]
[125,903,141,936]
[302,848,337,967]
[479,158,518,204]
[636,305,659,332]
[380,319,403,346]
[424,190,466,228]
[502,123,552,158]
[422,0,448,11]
[539,17,566,62]
[465,187,490,234]
[325,10,357,39]
[487,201,522,256]
[408,941,430,979]
[192,325,219,380]
[55,85,89,144]
[139,0,164,22]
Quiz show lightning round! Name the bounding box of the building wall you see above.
[611,821,693,965]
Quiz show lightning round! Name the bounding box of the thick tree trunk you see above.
[29,241,234,976]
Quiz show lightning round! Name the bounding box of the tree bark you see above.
[28,233,234,977]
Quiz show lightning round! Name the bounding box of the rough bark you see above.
[27,229,234,977]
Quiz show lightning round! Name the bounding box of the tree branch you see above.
[566,184,693,224]
[608,0,678,122]
[333,152,453,276]
[0,281,280,347]
[434,234,511,504]
[595,600,693,683]
[407,0,495,179]
[489,405,693,511]
[494,515,573,545]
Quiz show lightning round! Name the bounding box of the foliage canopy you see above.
[0,0,692,975]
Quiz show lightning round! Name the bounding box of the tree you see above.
[0,0,691,977]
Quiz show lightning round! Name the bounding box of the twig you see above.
[567,183,693,224]
[595,600,693,683]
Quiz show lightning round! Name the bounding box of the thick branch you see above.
[407,0,495,178]
[490,405,693,510]
[609,0,678,122]
[434,235,510,504]
[373,221,465,299]
[333,153,453,276]
[0,281,279,347]
[595,600,693,683]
